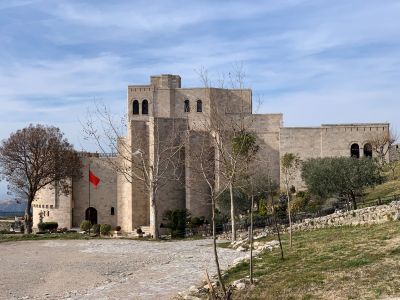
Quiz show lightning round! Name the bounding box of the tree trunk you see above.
[351,193,357,210]
[149,168,159,240]
[149,184,159,240]
[249,194,254,284]
[229,181,236,242]
[150,196,159,240]
[150,194,159,240]
[24,198,33,234]
[270,192,284,260]
[285,183,292,248]
[211,194,226,294]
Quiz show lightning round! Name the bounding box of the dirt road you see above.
[0,239,245,300]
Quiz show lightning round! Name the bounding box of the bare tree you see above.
[368,129,398,165]
[268,177,284,260]
[189,130,229,295]
[255,160,284,260]
[196,67,257,242]
[83,103,186,239]
[281,153,301,248]
[0,124,82,233]
[238,159,282,284]
[384,161,400,180]
[187,68,252,296]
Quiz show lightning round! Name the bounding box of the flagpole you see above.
[88,159,91,236]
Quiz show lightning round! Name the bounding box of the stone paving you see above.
[0,239,246,300]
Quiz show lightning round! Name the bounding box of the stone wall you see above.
[280,123,390,189]
[390,144,400,162]
[33,182,73,229]
[128,119,150,230]
[292,201,400,231]
[185,131,213,221]
[72,156,118,228]
[154,118,187,228]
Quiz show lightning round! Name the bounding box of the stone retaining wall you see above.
[0,220,12,231]
[292,201,400,231]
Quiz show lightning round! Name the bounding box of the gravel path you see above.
[0,239,245,300]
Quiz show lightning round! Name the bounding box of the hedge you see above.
[38,222,58,232]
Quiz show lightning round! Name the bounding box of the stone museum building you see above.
[32,74,391,234]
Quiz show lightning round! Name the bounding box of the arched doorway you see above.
[85,207,97,225]
[364,143,373,158]
[351,143,360,158]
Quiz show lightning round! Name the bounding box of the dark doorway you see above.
[364,143,373,158]
[85,207,98,225]
[351,143,360,158]
[184,99,190,112]
[196,100,202,112]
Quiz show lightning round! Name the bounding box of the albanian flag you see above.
[89,170,100,188]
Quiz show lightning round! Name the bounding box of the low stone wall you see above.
[0,220,12,231]
[292,201,400,231]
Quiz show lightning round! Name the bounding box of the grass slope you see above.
[364,180,400,201]
[224,222,400,299]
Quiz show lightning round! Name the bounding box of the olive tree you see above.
[0,124,82,233]
[301,157,383,210]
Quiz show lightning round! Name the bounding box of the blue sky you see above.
[0,0,400,199]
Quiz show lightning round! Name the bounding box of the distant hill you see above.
[0,199,26,212]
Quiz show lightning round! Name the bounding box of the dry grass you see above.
[223,221,400,299]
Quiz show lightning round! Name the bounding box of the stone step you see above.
[140,226,151,235]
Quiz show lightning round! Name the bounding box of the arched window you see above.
[133,100,139,115]
[364,143,373,158]
[142,99,148,115]
[184,99,190,112]
[111,207,115,215]
[196,100,202,112]
[351,143,360,158]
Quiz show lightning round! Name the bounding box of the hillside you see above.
[225,221,400,299]
[361,163,400,207]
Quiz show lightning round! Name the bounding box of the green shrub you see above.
[80,220,91,232]
[100,224,112,236]
[217,189,251,215]
[215,211,228,234]
[42,222,58,231]
[163,209,191,238]
[290,196,308,214]
[38,222,46,232]
[37,222,57,232]
[91,223,101,234]
[190,216,205,227]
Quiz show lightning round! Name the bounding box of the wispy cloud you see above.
[1,0,400,197]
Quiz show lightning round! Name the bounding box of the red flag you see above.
[89,170,100,188]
